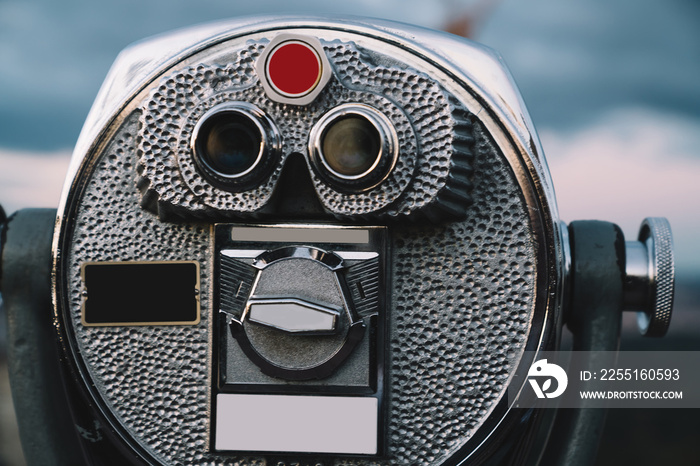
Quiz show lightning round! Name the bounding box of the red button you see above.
[266,41,322,97]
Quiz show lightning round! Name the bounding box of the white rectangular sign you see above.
[215,394,378,454]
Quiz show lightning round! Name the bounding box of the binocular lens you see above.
[310,104,397,192]
[197,112,262,177]
[192,103,281,191]
[321,116,381,177]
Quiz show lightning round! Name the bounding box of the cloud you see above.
[0,0,454,150]
[0,148,71,215]
[479,0,700,129]
[541,107,700,273]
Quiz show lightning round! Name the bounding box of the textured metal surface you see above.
[637,217,675,337]
[135,37,473,220]
[61,114,535,465]
[65,114,215,463]
[385,123,535,465]
[52,20,554,466]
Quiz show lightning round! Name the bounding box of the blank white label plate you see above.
[215,394,378,454]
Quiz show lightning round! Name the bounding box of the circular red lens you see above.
[266,41,322,97]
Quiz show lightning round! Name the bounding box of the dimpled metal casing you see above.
[53,16,564,465]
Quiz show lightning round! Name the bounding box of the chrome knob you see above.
[624,217,675,337]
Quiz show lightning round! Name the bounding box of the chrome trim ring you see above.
[190,101,281,191]
[308,103,398,192]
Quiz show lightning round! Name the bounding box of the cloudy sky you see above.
[1,0,698,274]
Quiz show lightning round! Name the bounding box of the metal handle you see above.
[624,217,675,337]
[548,218,676,466]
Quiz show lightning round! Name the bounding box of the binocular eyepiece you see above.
[0,15,674,466]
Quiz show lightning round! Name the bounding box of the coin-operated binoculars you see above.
[0,16,674,466]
